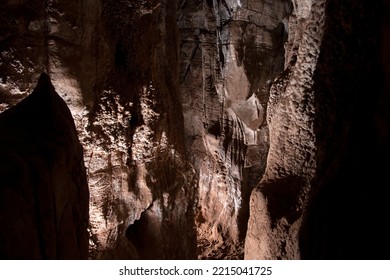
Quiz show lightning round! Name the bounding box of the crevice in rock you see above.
[125,205,163,260]
[300,0,390,260]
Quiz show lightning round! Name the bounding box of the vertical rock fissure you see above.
[178,0,292,259]
[245,0,326,260]
[299,0,390,260]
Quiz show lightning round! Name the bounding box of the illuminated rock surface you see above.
[0,0,389,259]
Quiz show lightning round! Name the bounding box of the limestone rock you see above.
[179,0,291,259]
[245,0,326,259]
[1,0,389,260]
[2,0,198,260]
[245,0,390,259]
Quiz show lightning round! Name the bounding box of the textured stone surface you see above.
[246,0,390,259]
[178,0,291,259]
[1,0,389,260]
[0,73,89,259]
[245,0,326,259]
[81,0,198,259]
[1,0,198,260]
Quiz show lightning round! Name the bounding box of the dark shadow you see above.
[125,208,163,260]
[262,176,306,226]
[300,0,390,259]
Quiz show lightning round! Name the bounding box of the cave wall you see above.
[1,0,198,259]
[246,0,390,259]
[178,0,291,258]
[85,0,198,260]
[245,0,326,259]
[1,0,389,260]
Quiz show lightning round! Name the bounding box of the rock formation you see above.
[178,0,291,259]
[0,73,89,259]
[245,0,326,259]
[0,0,389,259]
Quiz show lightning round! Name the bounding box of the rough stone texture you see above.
[178,0,291,259]
[246,0,390,259]
[245,0,326,259]
[85,0,198,259]
[1,0,198,260]
[0,73,89,259]
[1,0,389,260]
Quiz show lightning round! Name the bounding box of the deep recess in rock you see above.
[0,0,389,260]
[299,0,390,259]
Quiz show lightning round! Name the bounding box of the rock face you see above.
[2,0,198,260]
[0,73,89,259]
[246,0,390,259]
[178,0,292,259]
[0,0,389,259]
[245,0,326,259]
[86,0,198,259]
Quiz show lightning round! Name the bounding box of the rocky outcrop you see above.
[245,0,326,259]
[1,0,389,260]
[0,73,88,259]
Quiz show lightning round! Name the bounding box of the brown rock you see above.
[1,0,389,260]
[179,0,291,259]
[245,0,390,259]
